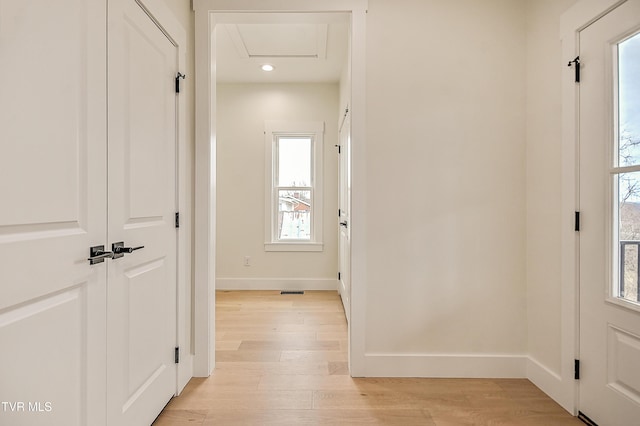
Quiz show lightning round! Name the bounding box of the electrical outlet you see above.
[244,256,250,266]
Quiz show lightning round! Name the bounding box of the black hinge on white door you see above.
[574,359,580,380]
[175,212,180,229]
[175,72,186,93]
[578,411,598,426]
[175,347,180,364]
[335,144,341,154]
[338,272,341,281]
[575,211,580,232]
[568,56,580,83]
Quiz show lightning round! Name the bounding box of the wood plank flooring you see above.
[154,290,582,425]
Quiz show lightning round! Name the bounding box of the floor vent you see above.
[281,291,304,295]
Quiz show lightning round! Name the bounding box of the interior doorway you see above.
[213,12,349,297]
[193,0,367,377]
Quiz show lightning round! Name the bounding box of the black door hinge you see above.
[578,411,598,426]
[175,347,180,364]
[338,208,341,217]
[175,72,186,93]
[575,359,580,380]
[568,56,580,83]
[338,272,341,281]
[175,212,180,229]
[575,211,580,232]
[335,144,341,154]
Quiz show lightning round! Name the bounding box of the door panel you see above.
[1,289,86,424]
[0,1,107,425]
[107,0,178,424]
[579,1,640,423]
[0,0,88,227]
[338,111,351,322]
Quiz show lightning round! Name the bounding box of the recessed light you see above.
[261,64,275,72]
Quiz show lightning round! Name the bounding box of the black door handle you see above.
[112,242,145,259]
[340,221,348,228]
[88,245,114,265]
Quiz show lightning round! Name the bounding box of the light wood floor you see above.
[154,290,582,425]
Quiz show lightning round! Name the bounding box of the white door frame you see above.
[560,0,628,414]
[193,0,368,377]
[126,0,192,394]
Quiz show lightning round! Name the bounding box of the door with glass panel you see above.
[579,1,640,423]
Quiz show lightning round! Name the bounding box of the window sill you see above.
[264,242,324,252]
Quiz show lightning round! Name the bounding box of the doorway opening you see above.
[193,1,367,378]
[213,11,350,368]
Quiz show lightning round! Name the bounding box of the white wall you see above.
[339,33,351,120]
[216,83,340,289]
[525,0,579,410]
[362,0,527,373]
[190,0,591,409]
[525,0,578,381]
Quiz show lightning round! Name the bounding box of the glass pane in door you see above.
[615,32,640,303]
[618,32,640,167]
[618,172,640,303]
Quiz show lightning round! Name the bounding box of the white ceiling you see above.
[215,13,349,83]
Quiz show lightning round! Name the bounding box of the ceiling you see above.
[215,13,349,84]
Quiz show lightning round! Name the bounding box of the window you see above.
[265,121,324,251]
[614,32,640,305]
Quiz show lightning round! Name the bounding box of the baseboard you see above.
[216,277,338,291]
[526,356,574,414]
[177,353,193,395]
[360,353,527,378]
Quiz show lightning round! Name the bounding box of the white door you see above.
[579,1,640,424]
[338,109,351,322]
[107,0,178,424]
[0,1,107,425]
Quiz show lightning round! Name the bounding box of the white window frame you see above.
[264,121,324,252]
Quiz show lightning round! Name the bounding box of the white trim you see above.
[527,357,573,414]
[217,278,338,291]
[264,120,324,248]
[194,7,216,377]
[265,120,324,134]
[560,0,626,39]
[610,164,640,174]
[193,0,367,378]
[559,0,626,416]
[265,242,323,252]
[360,353,527,378]
[135,0,193,394]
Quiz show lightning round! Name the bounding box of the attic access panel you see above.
[226,23,328,59]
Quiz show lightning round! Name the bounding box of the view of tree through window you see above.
[617,32,640,303]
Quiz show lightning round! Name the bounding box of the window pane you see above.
[278,137,311,187]
[277,190,311,240]
[618,33,640,167]
[618,172,640,303]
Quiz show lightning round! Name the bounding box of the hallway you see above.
[154,291,581,425]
